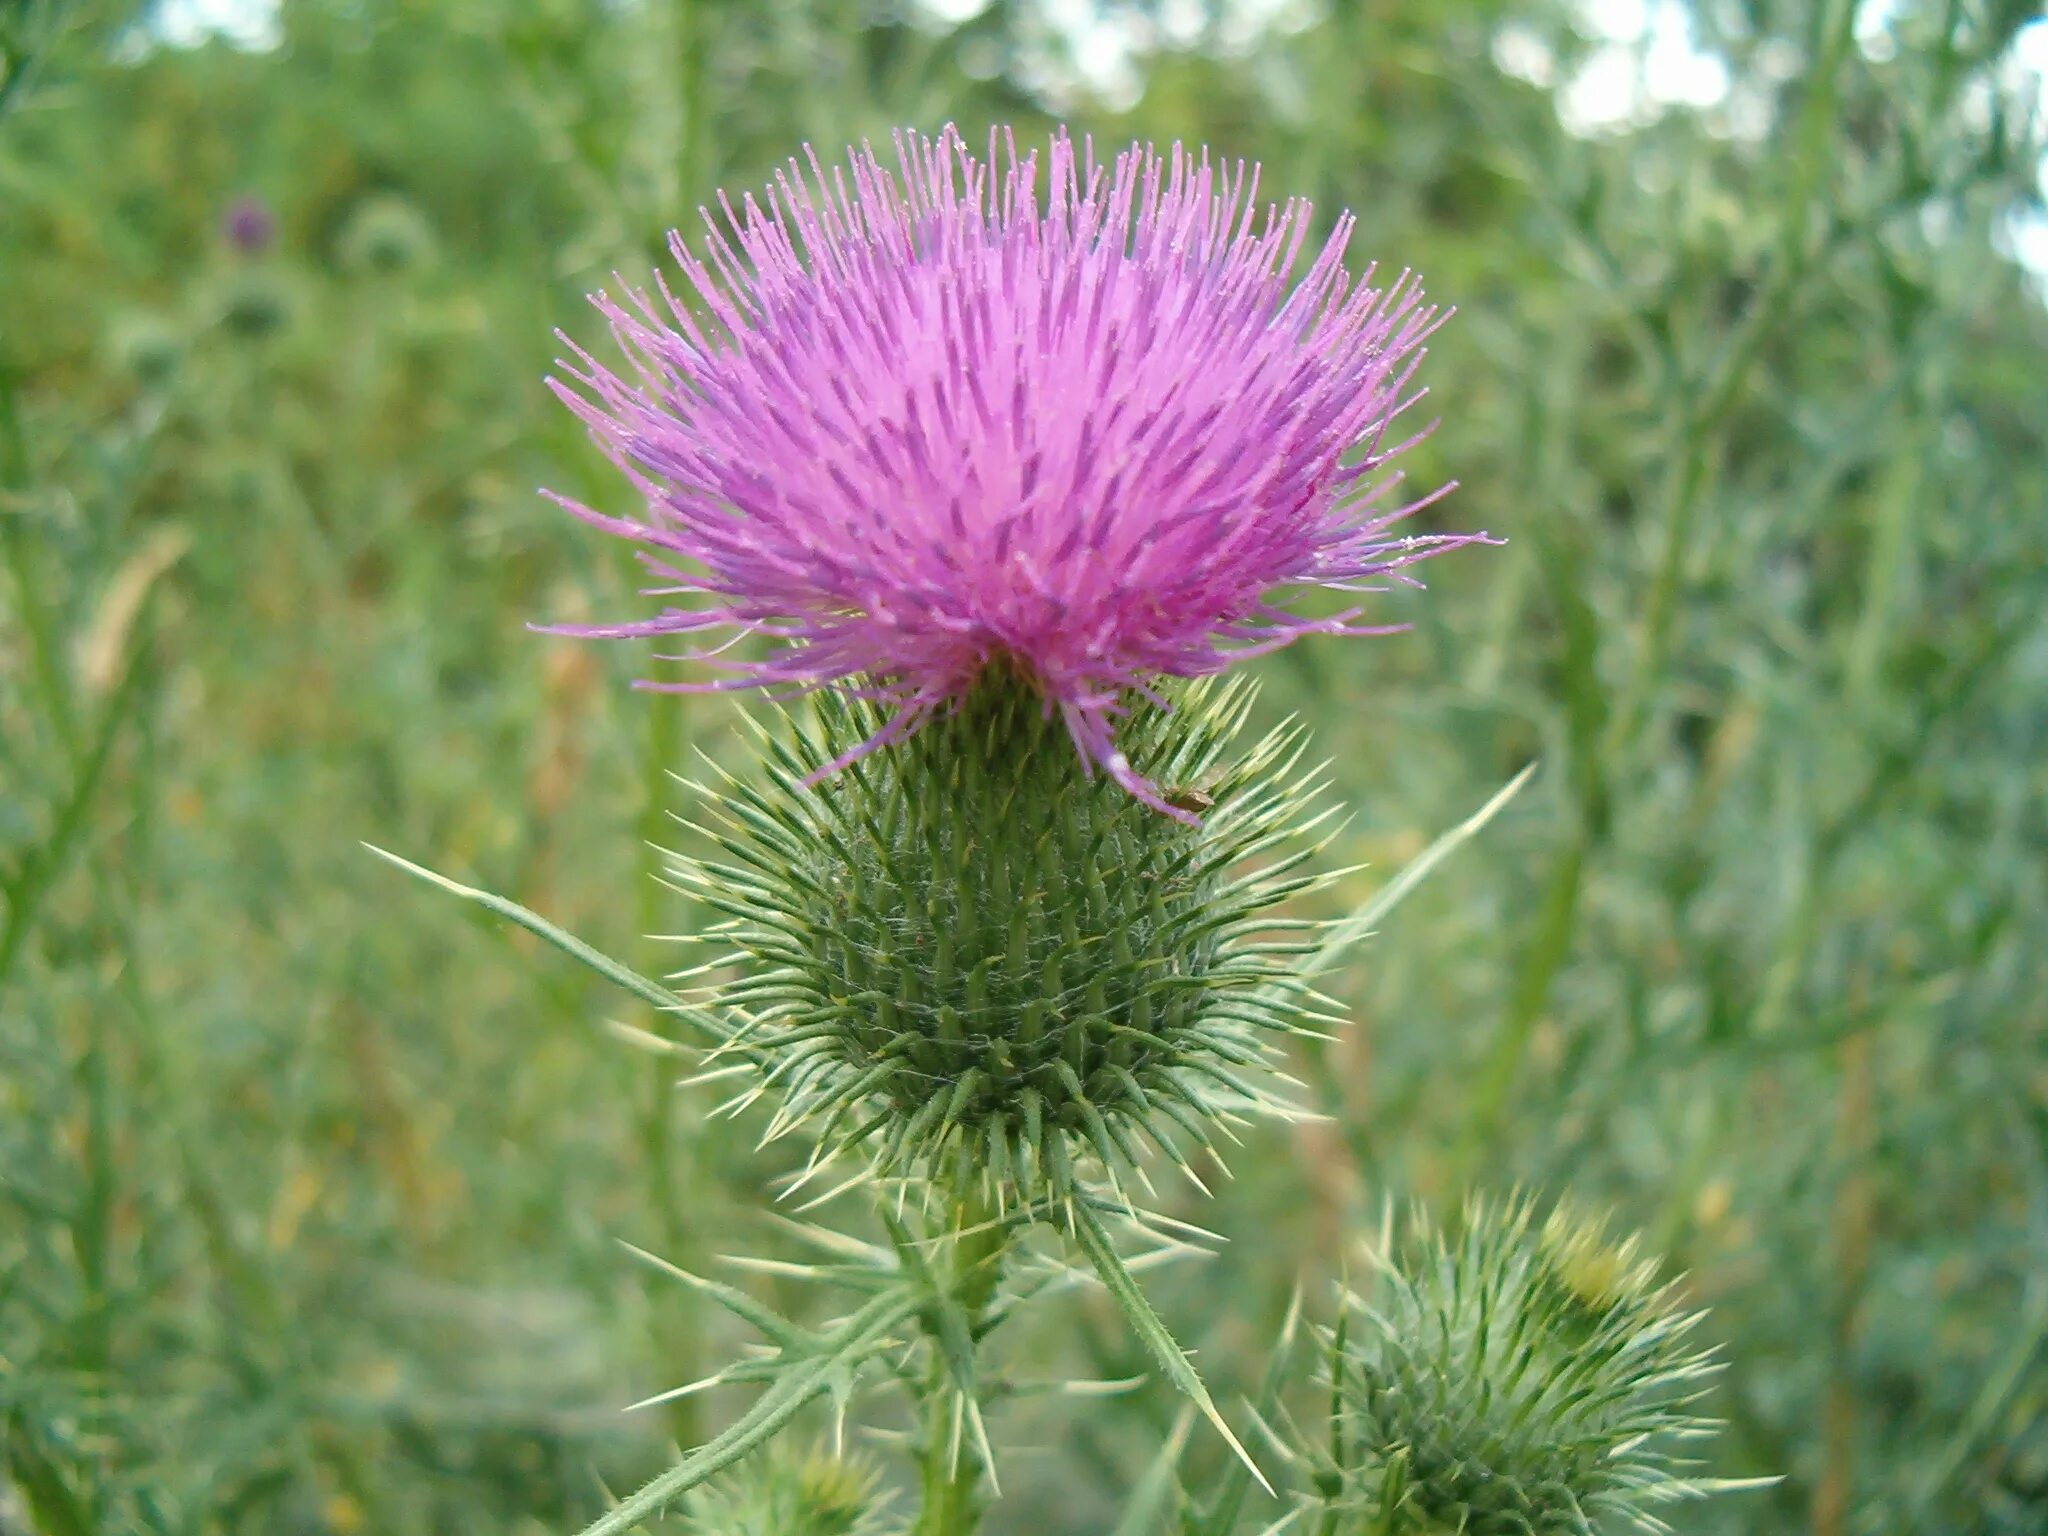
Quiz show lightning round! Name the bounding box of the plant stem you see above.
[1609,0,1857,761]
[636,687,699,1448]
[1813,1023,1876,1536]
[914,1187,1007,1536]
[916,1369,982,1536]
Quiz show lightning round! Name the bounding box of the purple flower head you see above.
[547,125,1492,819]
[222,195,276,255]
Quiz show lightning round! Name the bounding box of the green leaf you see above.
[1276,762,1536,998]
[619,1240,815,1352]
[0,634,151,999]
[1187,1289,1302,1536]
[1113,1405,1197,1536]
[362,844,738,1046]
[2,1417,96,1536]
[1068,1199,1271,1495]
[578,1365,821,1536]
[573,1286,919,1536]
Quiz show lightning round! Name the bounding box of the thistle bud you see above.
[678,1448,890,1536]
[1294,1198,1746,1535]
[336,193,436,275]
[108,313,183,386]
[210,267,294,340]
[672,667,1325,1204]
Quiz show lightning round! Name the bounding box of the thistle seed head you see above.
[673,668,1329,1205]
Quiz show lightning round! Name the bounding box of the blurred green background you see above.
[4,0,2046,1531]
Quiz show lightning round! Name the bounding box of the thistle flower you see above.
[673,669,1329,1206]
[222,194,276,255]
[549,124,1489,818]
[1289,1198,1754,1535]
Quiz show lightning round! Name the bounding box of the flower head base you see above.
[1294,1198,1748,1535]
[672,670,1328,1207]
[550,125,1490,818]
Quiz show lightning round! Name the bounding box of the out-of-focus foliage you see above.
[1,1,2043,1532]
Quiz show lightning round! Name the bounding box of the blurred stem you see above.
[1451,837,1583,1185]
[677,0,705,207]
[75,963,115,1383]
[636,8,706,1442]
[914,1189,1006,1536]
[1813,1024,1876,1536]
[0,603,151,1001]
[1911,1277,2048,1521]
[1452,359,1588,1184]
[1810,381,1932,1536]
[1608,0,1858,760]
[80,627,160,1326]
[1846,408,1928,710]
[637,687,697,1449]
[0,363,79,758]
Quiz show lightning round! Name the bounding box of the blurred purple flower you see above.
[223,195,276,255]
[548,125,1492,816]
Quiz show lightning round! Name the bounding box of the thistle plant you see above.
[1281,1199,1760,1536]
[367,124,1759,1535]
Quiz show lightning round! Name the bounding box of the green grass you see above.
[3,1,2046,1532]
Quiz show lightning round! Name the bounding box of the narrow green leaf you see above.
[1188,1288,1303,1536]
[0,637,151,999]
[1113,1405,1197,1536]
[1277,762,1536,998]
[1068,1200,1271,1495]
[576,1365,819,1536]
[363,844,737,1045]
[573,1287,918,1536]
[2,1417,96,1536]
[618,1240,813,1351]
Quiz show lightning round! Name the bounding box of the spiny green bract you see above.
[678,1448,892,1536]
[1298,1198,1738,1536]
[670,668,1330,1206]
